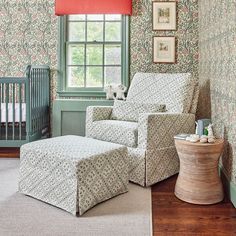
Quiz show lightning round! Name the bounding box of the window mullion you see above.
[84,15,88,88]
[102,15,105,88]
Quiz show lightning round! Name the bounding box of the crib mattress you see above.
[1,103,26,122]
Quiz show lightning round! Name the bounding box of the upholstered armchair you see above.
[86,73,199,187]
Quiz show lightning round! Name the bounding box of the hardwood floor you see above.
[152,175,236,236]
[1,150,236,235]
[0,147,20,158]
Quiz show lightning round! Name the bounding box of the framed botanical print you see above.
[153,36,176,63]
[152,1,177,31]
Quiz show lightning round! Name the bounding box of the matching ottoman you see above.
[19,135,128,215]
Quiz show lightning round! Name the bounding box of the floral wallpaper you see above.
[0,0,198,101]
[0,0,58,99]
[130,0,199,81]
[199,0,236,184]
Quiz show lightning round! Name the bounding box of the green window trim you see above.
[57,15,130,98]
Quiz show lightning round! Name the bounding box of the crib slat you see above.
[35,69,37,133]
[5,84,9,140]
[1,84,4,138]
[38,68,41,132]
[39,69,41,130]
[36,69,39,132]
[19,84,22,140]
[12,83,15,140]
[0,84,1,138]
[37,69,40,132]
[33,69,36,133]
[30,70,33,134]
[40,69,43,130]
[44,69,47,127]
[0,84,1,134]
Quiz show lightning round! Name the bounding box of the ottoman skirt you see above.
[19,135,128,215]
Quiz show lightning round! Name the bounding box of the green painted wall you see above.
[53,100,113,137]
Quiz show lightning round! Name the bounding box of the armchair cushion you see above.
[87,120,138,148]
[111,100,166,122]
[126,73,195,113]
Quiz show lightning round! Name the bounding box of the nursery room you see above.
[0,0,236,235]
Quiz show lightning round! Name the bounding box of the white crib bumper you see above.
[1,103,26,122]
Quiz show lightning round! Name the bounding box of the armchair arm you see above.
[86,106,113,122]
[86,106,113,137]
[138,112,195,149]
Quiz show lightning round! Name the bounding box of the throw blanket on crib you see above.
[1,103,26,122]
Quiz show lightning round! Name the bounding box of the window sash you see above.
[57,15,129,97]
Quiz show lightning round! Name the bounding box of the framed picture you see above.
[152,1,177,31]
[153,36,176,63]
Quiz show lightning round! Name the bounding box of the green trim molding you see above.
[219,164,236,208]
[52,99,114,137]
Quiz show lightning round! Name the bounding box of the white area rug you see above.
[0,159,152,236]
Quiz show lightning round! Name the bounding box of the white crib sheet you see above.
[1,103,26,122]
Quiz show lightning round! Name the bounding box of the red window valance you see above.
[55,0,132,16]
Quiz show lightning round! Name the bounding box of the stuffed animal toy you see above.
[207,124,214,137]
[207,124,216,143]
[200,135,208,143]
[186,134,200,143]
[113,84,127,100]
[195,121,198,135]
[104,84,115,100]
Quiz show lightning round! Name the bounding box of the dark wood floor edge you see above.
[0,156,20,158]
[220,166,236,208]
[150,187,154,236]
[0,147,20,158]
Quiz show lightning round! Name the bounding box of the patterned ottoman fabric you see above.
[19,135,128,216]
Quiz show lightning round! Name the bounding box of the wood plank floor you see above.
[0,147,20,158]
[1,149,236,235]
[152,175,236,236]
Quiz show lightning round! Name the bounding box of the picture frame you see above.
[153,36,176,64]
[152,1,177,31]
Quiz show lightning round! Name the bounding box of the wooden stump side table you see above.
[174,139,224,205]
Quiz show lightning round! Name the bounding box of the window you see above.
[58,14,129,97]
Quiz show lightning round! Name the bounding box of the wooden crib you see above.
[0,65,50,147]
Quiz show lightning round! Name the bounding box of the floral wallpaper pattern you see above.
[0,0,198,101]
[130,0,199,81]
[199,0,236,184]
[0,0,58,99]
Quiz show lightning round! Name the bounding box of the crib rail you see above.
[0,65,50,146]
[0,78,27,141]
[28,65,50,138]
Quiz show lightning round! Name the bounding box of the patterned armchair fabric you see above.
[88,120,138,148]
[111,100,166,122]
[86,73,198,186]
[189,82,199,114]
[138,112,195,186]
[126,73,195,113]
